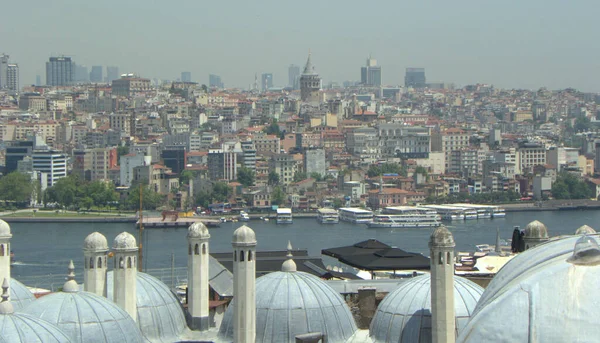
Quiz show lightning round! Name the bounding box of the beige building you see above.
[432,128,470,172]
[253,132,281,154]
[109,112,132,134]
[111,75,151,97]
[269,154,297,185]
[19,93,47,112]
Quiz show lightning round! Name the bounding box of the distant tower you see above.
[300,51,321,103]
[83,232,109,297]
[187,222,211,330]
[112,232,138,321]
[523,220,549,250]
[232,225,257,343]
[429,225,456,343]
[0,220,11,292]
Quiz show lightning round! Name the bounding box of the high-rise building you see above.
[405,68,426,88]
[360,56,382,86]
[300,52,321,103]
[181,72,192,83]
[90,66,103,83]
[6,64,18,92]
[74,64,88,83]
[36,75,41,86]
[288,64,300,89]
[209,74,223,88]
[261,73,273,92]
[46,56,75,86]
[106,66,119,83]
[0,54,9,89]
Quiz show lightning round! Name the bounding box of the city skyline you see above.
[2,1,600,91]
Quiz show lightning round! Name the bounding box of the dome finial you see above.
[63,260,79,293]
[0,277,13,314]
[282,241,297,272]
[567,234,600,266]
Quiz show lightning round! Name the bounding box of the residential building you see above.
[0,54,8,88]
[253,132,280,154]
[304,149,326,176]
[18,93,47,112]
[431,128,470,172]
[240,140,257,173]
[517,142,547,174]
[269,154,297,185]
[109,112,132,135]
[133,164,179,194]
[111,74,151,97]
[207,142,241,181]
[120,153,150,187]
[46,56,75,86]
[378,124,431,158]
[6,64,18,92]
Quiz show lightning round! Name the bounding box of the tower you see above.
[187,222,211,330]
[83,232,108,297]
[232,225,257,343]
[429,225,456,343]
[300,51,321,104]
[112,232,138,321]
[0,220,11,294]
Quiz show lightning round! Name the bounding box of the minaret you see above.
[187,222,211,330]
[113,232,138,321]
[0,220,11,294]
[232,225,257,343]
[429,225,456,343]
[83,232,109,296]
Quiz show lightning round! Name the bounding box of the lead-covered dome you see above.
[84,232,108,251]
[232,225,256,246]
[575,224,596,235]
[187,222,210,239]
[457,234,600,343]
[113,232,137,250]
[524,220,548,238]
[21,286,143,343]
[9,278,35,310]
[219,271,357,342]
[0,219,11,237]
[370,274,483,343]
[0,311,72,343]
[106,271,186,343]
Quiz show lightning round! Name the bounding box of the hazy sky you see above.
[3,0,600,91]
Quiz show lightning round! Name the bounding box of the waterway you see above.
[9,210,600,288]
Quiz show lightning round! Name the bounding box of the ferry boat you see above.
[421,205,466,221]
[276,208,293,224]
[451,204,493,219]
[339,207,373,224]
[316,208,339,224]
[491,206,506,218]
[367,214,441,228]
[382,206,442,221]
[239,211,250,222]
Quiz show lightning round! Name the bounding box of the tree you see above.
[293,171,308,183]
[551,172,593,200]
[264,119,281,137]
[332,198,344,209]
[271,186,286,205]
[179,170,195,186]
[268,171,280,186]
[117,146,129,162]
[195,190,212,209]
[237,167,255,187]
[0,172,34,205]
[367,163,406,177]
[310,172,323,182]
[123,184,165,210]
[212,182,232,202]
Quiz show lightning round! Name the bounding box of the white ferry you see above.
[239,211,250,222]
[451,204,493,219]
[317,208,339,224]
[339,207,373,224]
[276,208,293,224]
[491,206,505,218]
[367,214,441,228]
[421,205,466,221]
[383,206,442,221]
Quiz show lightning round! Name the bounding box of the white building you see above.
[32,148,67,186]
[120,152,150,187]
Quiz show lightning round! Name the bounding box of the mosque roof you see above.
[0,311,72,343]
[457,234,600,342]
[187,222,210,239]
[575,224,596,235]
[83,232,108,251]
[523,220,548,239]
[232,225,256,246]
[106,271,186,343]
[218,270,358,343]
[0,219,11,238]
[21,287,143,343]
[370,274,484,343]
[9,278,35,311]
[113,232,137,250]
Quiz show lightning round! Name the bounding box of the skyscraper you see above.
[209,74,223,88]
[405,68,426,88]
[74,64,89,83]
[46,56,75,86]
[6,64,18,92]
[360,56,382,86]
[0,54,9,88]
[261,73,273,92]
[106,66,119,83]
[90,66,103,83]
[288,64,300,89]
[181,72,192,83]
[36,75,41,86]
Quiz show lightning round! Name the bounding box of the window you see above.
[234,250,237,262]
[90,257,94,269]
[248,250,253,261]
[240,250,245,262]
[127,257,132,268]
[0,244,4,256]
[202,244,206,255]
[194,244,199,255]
[439,252,444,265]
[98,257,102,268]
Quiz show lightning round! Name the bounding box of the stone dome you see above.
[0,220,11,238]
[232,225,256,246]
[84,232,108,251]
[9,278,35,311]
[575,224,596,235]
[457,234,600,342]
[429,225,455,247]
[106,271,186,343]
[113,232,137,250]
[523,220,548,239]
[370,274,484,343]
[0,311,72,343]
[187,222,210,239]
[21,287,143,343]
[218,271,357,343]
